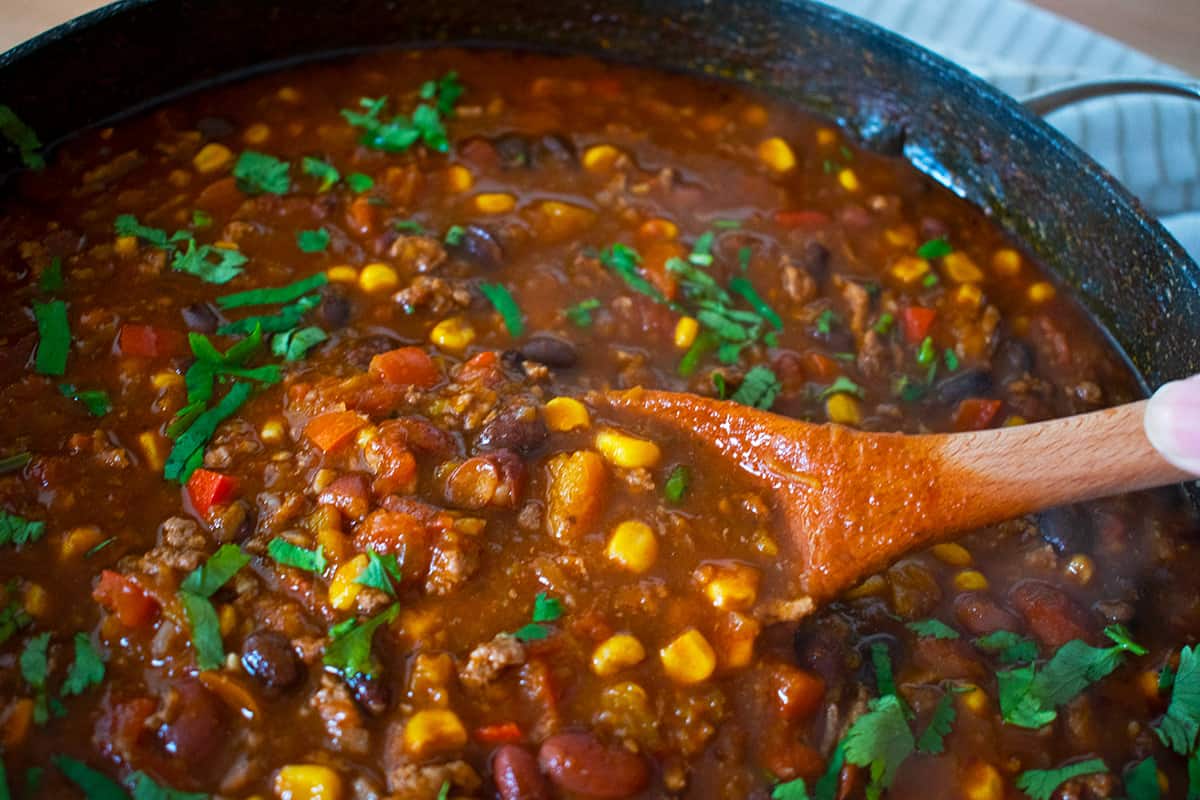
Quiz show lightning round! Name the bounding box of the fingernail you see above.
[1145,375,1200,476]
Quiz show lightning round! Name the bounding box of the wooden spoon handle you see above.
[934,400,1194,518]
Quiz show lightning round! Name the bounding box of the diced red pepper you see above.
[369,347,441,388]
[186,468,239,517]
[953,398,1003,431]
[305,411,369,453]
[473,721,523,744]
[117,323,183,358]
[900,307,937,345]
[774,210,831,228]
[803,352,840,383]
[93,570,160,627]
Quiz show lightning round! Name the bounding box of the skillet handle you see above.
[1022,77,1200,115]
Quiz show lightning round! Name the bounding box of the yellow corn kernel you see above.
[891,256,931,284]
[718,612,760,669]
[992,248,1022,276]
[884,225,917,248]
[954,570,989,592]
[1138,670,1162,701]
[697,113,727,133]
[1065,554,1094,585]
[837,168,860,192]
[446,165,473,192]
[931,543,972,567]
[943,252,983,283]
[151,370,183,390]
[23,584,48,619]
[329,555,368,610]
[959,684,989,715]
[219,604,238,636]
[261,418,286,446]
[582,144,621,173]
[757,137,796,174]
[606,520,659,573]
[473,192,516,214]
[595,429,660,468]
[1004,415,1027,427]
[138,431,168,472]
[193,142,234,174]
[674,316,699,350]
[961,762,1003,800]
[403,709,468,760]
[2,698,34,749]
[308,505,342,535]
[326,265,358,284]
[114,235,138,257]
[316,527,346,565]
[660,628,717,684]
[277,86,302,103]
[168,169,192,188]
[741,104,769,127]
[592,633,647,677]
[214,240,240,252]
[544,397,590,432]
[243,123,271,145]
[359,263,398,293]
[273,764,343,800]
[429,316,476,353]
[701,563,760,611]
[638,218,679,242]
[846,574,887,600]
[825,394,861,426]
[1028,281,1056,303]
[61,526,104,560]
[815,127,838,147]
[954,283,983,308]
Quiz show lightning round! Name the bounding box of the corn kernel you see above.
[473,192,516,214]
[954,570,989,592]
[837,168,860,192]
[273,764,343,800]
[1004,415,1027,427]
[277,87,303,104]
[243,123,271,145]
[151,370,182,390]
[1028,281,1056,303]
[219,604,238,636]
[846,574,887,599]
[697,113,727,133]
[138,431,168,472]
[446,165,473,192]
[960,684,989,715]
[308,505,341,535]
[114,235,138,257]
[359,263,398,293]
[544,397,590,432]
[931,543,972,567]
[429,316,476,353]
[595,429,661,468]
[660,628,717,684]
[329,555,368,610]
[537,200,596,241]
[316,527,346,564]
[1065,554,1094,585]
[193,143,234,174]
[2,698,34,749]
[637,218,679,242]
[61,526,104,560]
[592,633,647,676]
[168,169,192,188]
[582,144,621,173]
[815,128,838,147]
[698,562,760,611]
[884,225,917,248]
[961,762,1003,800]
[23,584,48,618]
[1138,669,1161,701]
[606,520,659,573]
[825,394,861,426]
[992,248,1022,276]
[326,265,358,284]
[891,256,931,284]
[741,104,769,127]
[261,418,286,445]
[757,137,796,174]
[717,611,760,669]
[674,316,699,350]
[403,709,468,759]
[943,252,983,283]
[954,283,983,308]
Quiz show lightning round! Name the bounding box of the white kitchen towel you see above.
[825,0,1200,261]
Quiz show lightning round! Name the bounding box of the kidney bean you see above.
[241,630,302,690]
[953,592,1021,636]
[180,302,221,333]
[911,636,987,682]
[318,473,372,519]
[538,731,649,798]
[535,134,577,166]
[452,224,504,269]
[493,744,549,800]
[1009,579,1094,649]
[478,407,549,455]
[1035,505,1093,555]
[932,368,993,407]
[519,335,579,369]
[157,680,226,765]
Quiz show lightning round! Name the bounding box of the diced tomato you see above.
[93,570,160,627]
[474,721,523,744]
[457,350,503,386]
[118,324,183,358]
[953,397,1003,431]
[369,347,441,388]
[186,468,239,517]
[304,410,369,452]
[900,307,937,344]
[640,240,683,301]
[346,195,376,236]
[774,210,831,228]
[770,664,825,720]
[802,352,840,383]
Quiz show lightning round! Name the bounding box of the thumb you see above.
[1145,374,1200,476]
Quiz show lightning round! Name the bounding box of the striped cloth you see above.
[827,0,1200,260]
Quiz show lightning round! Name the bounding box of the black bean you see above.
[158,680,224,765]
[793,620,849,689]
[241,631,301,690]
[931,367,993,407]
[180,303,220,333]
[994,338,1035,383]
[451,225,504,270]
[320,289,354,329]
[800,241,831,285]
[812,324,854,353]
[345,335,401,369]
[492,133,532,169]
[347,673,390,715]
[1035,505,1094,555]
[519,335,578,368]
[196,116,235,140]
[535,134,577,166]
[477,406,548,455]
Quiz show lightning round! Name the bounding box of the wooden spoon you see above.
[603,388,1193,605]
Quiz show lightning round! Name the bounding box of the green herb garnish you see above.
[32,300,69,376]
[943,349,959,371]
[915,690,957,755]
[916,336,936,365]
[873,312,895,335]
[19,632,51,723]
[394,219,425,233]
[664,465,690,504]
[1016,758,1108,800]
[346,173,374,193]
[191,210,213,229]
[0,105,44,170]
[870,641,897,697]
[62,633,105,696]
[301,156,340,192]
[843,693,914,796]
[728,276,783,331]
[355,550,403,596]
[513,592,564,642]
[268,538,327,575]
[233,150,290,195]
[53,756,129,800]
[341,72,462,154]
[179,545,250,671]
[1125,757,1161,800]
[272,326,328,361]
[815,309,839,335]
[599,243,664,303]
[217,272,328,309]
[0,453,30,475]
[688,231,715,266]
[324,603,400,678]
[129,772,206,800]
[296,228,330,253]
[907,619,959,640]
[730,365,781,410]
[39,257,63,292]
[58,384,111,417]
[916,237,952,260]
[975,630,1039,666]
[172,240,248,284]
[479,282,525,337]
[0,510,45,547]
[444,225,465,246]
[1157,644,1200,754]
[820,375,865,400]
[217,294,321,337]
[164,381,253,482]
[565,298,601,327]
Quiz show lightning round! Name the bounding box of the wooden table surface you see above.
[3,0,1198,74]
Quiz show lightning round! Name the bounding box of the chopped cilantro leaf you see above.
[0,510,45,547]
[688,231,715,266]
[712,371,728,398]
[172,240,248,284]
[599,243,665,303]
[916,237,952,260]
[870,641,897,697]
[233,150,290,195]
[820,375,865,400]
[129,771,206,800]
[512,623,551,642]
[975,630,1039,665]
[0,598,31,645]
[1016,758,1107,800]
[1125,757,1161,800]
[1189,751,1200,800]
[394,219,425,233]
[0,453,31,475]
[114,214,174,248]
[62,632,105,696]
[943,348,960,371]
[729,276,783,330]
[53,756,130,800]
[894,374,929,403]
[843,694,914,793]
[58,383,112,417]
[479,282,525,337]
[217,294,322,337]
[713,219,742,230]
[217,273,328,309]
[179,590,224,671]
[164,381,254,482]
[19,632,50,724]
[296,228,330,253]
[86,537,116,559]
[301,156,340,192]
[738,246,752,272]
[181,544,250,597]
[1157,644,1200,755]
[916,336,936,365]
[268,538,327,575]
[915,691,957,754]
[907,619,959,640]
[873,312,895,335]
[677,331,716,377]
[815,309,839,335]
[435,779,451,800]
[921,272,940,288]
[355,550,403,596]
[272,326,328,361]
[771,777,810,800]
[0,105,45,170]
[565,298,601,327]
[346,172,374,193]
[444,225,466,246]
[664,465,690,504]
[730,365,781,410]
[33,299,70,376]
[323,604,400,678]
[532,592,564,623]
[40,257,63,292]
[191,209,213,229]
